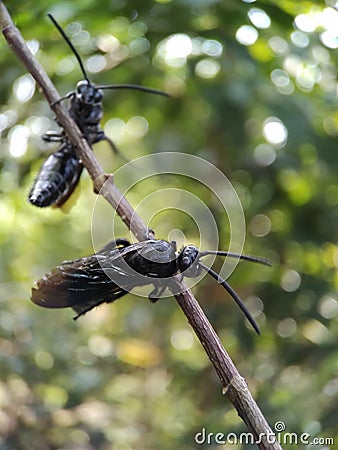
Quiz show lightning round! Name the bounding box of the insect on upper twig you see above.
[31,239,271,334]
[28,14,169,209]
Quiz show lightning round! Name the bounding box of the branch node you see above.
[222,373,247,396]
[93,173,113,194]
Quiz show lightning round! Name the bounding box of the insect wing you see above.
[31,243,151,314]
[31,240,179,318]
[98,238,131,254]
[32,254,110,307]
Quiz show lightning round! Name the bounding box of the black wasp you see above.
[29,14,169,208]
[31,239,271,334]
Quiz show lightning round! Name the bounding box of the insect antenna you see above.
[98,84,170,97]
[48,14,89,82]
[198,262,261,335]
[199,250,271,267]
[48,14,169,97]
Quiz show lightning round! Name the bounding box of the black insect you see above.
[29,14,169,208]
[31,239,271,334]
[28,142,82,208]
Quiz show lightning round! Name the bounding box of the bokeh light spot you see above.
[248,8,271,29]
[263,117,288,147]
[195,59,220,79]
[249,214,271,237]
[171,329,194,351]
[277,318,297,338]
[236,25,258,46]
[318,295,338,319]
[280,270,301,292]
[13,74,35,103]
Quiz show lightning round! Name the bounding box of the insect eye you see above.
[180,256,192,271]
[76,80,88,92]
[181,258,202,278]
[179,246,200,273]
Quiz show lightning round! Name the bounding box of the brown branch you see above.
[0,3,282,449]
[174,286,281,449]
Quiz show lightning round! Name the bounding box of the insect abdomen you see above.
[28,145,83,208]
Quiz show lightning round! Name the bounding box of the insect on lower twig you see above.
[31,239,271,334]
[29,14,169,209]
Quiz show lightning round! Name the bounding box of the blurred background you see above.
[1,0,338,449]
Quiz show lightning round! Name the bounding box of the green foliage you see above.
[1,0,338,449]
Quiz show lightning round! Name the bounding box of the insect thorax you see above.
[127,240,179,279]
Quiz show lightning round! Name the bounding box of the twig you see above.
[174,286,281,448]
[0,3,282,449]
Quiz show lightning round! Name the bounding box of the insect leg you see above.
[42,131,65,142]
[51,91,75,106]
[148,284,167,303]
[96,133,130,164]
[99,239,131,254]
